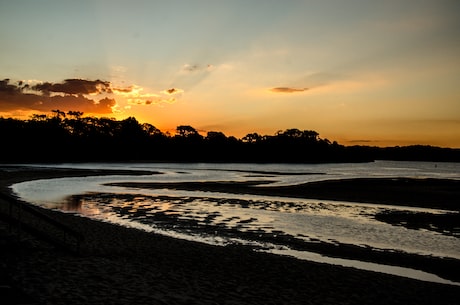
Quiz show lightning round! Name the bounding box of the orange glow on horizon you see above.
[1,108,459,148]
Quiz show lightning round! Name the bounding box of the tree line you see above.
[0,111,458,163]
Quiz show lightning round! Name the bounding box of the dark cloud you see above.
[93,97,116,111]
[166,88,178,94]
[162,88,184,95]
[0,79,21,95]
[32,79,112,95]
[36,95,115,113]
[270,87,308,93]
[0,78,115,114]
[269,72,345,95]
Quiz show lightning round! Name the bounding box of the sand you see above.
[1,166,459,305]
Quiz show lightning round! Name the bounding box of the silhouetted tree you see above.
[51,109,66,120]
[176,125,201,139]
[1,111,458,163]
[206,131,227,142]
[30,114,48,121]
[242,133,262,143]
[142,123,163,137]
[67,111,83,119]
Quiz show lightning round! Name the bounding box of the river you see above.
[10,161,460,285]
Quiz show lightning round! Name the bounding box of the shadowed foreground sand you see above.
[1,166,459,305]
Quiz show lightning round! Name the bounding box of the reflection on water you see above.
[52,192,460,286]
[269,248,460,286]
[64,193,460,261]
[61,196,84,212]
[10,161,460,284]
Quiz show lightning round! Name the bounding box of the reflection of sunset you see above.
[61,196,107,217]
[62,196,83,213]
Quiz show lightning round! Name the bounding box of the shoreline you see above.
[1,166,460,304]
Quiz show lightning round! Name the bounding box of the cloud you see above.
[115,87,162,107]
[0,78,181,115]
[0,78,116,114]
[44,95,116,113]
[122,86,183,106]
[182,64,200,72]
[127,99,153,106]
[270,87,309,93]
[0,79,21,94]
[162,88,184,95]
[171,63,223,92]
[181,63,216,74]
[268,73,347,94]
[32,79,112,95]
[112,86,135,93]
[0,91,116,114]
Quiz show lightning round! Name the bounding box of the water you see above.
[10,161,460,285]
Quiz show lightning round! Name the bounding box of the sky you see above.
[1,0,459,147]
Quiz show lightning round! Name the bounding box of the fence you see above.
[0,192,83,254]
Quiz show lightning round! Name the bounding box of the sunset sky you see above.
[1,0,459,147]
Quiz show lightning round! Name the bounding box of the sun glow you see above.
[1,1,459,147]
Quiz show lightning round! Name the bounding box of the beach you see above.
[1,166,459,305]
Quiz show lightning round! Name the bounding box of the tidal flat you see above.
[1,164,459,304]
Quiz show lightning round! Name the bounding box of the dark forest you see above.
[1,112,459,163]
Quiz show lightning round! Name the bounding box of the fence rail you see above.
[0,192,83,254]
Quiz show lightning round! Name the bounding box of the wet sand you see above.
[109,178,460,210]
[1,166,459,304]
